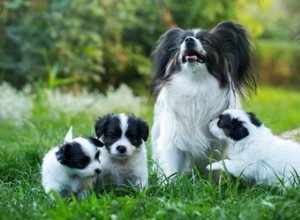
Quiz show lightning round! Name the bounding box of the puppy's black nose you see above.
[94,168,101,174]
[116,145,126,153]
[185,37,195,45]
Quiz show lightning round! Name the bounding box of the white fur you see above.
[208,109,300,187]
[41,128,101,199]
[152,66,241,177]
[99,114,148,189]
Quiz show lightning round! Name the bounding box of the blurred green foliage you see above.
[256,40,300,88]
[0,0,299,94]
[0,0,165,93]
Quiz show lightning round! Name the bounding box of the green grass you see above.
[243,86,300,133]
[1,86,300,220]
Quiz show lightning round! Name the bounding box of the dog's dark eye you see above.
[95,151,100,160]
[77,156,90,169]
[107,133,118,140]
[199,37,210,45]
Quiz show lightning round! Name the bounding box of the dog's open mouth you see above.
[182,52,205,64]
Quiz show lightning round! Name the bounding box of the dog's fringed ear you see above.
[139,120,149,142]
[210,21,256,95]
[55,143,71,164]
[95,114,112,138]
[88,137,104,147]
[150,28,184,98]
[64,126,73,143]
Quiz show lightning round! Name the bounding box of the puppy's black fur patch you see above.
[56,142,90,169]
[217,113,249,141]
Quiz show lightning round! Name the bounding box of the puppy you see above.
[207,109,300,187]
[150,21,257,177]
[41,127,103,199]
[95,113,149,189]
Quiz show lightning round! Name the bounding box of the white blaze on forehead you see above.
[192,29,202,36]
[119,113,129,137]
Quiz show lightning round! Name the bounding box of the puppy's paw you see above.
[206,162,224,171]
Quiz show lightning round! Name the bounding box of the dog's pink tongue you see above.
[185,55,198,61]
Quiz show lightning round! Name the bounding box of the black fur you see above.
[150,21,256,98]
[56,142,90,169]
[229,118,249,141]
[87,137,104,147]
[217,113,249,141]
[94,114,149,150]
[247,112,262,127]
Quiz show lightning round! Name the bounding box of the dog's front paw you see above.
[206,162,224,171]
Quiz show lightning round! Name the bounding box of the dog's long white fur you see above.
[152,68,241,177]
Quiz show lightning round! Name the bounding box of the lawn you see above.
[0,85,300,220]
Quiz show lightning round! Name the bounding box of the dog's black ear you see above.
[139,120,149,141]
[88,137,104,147]
[150,28,184,98]
[55,143,71,163]
[211,21,256,95]
[95,114,112,138]
[247,112,262,127]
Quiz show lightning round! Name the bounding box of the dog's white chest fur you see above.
[152,71,240,176]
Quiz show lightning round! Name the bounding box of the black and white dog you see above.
[95,113,149,189]
[208,109,300,187]
[150,21,256,177]
[41,127,103,200]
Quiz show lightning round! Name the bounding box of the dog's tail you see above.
[64,126,73,143]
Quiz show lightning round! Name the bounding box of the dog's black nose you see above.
[116,145,126,153]
[185,37,195,45]
[94,168,101,174]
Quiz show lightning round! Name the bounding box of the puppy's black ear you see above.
[55,143,71,164]
[139,120,149,141]
[88,137,104,147]
[230,125,249,141]
[95,114,112,138]
[247,112,262,127]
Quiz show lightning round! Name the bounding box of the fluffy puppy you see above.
[41,127,103,199]
[150,21,256,177]
[95,113,149,189]
[207,109,300,187]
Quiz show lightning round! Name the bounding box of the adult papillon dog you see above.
[150,21,257,177]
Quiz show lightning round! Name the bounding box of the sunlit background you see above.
[0,0,299,129]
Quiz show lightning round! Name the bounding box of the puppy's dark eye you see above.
[95,151,100,160]
[107,133,118,140]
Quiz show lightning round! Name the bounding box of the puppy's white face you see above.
[95,113,149,160]
[209,109,262,142]
[105,114,137,159]
[56,137,102,178]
